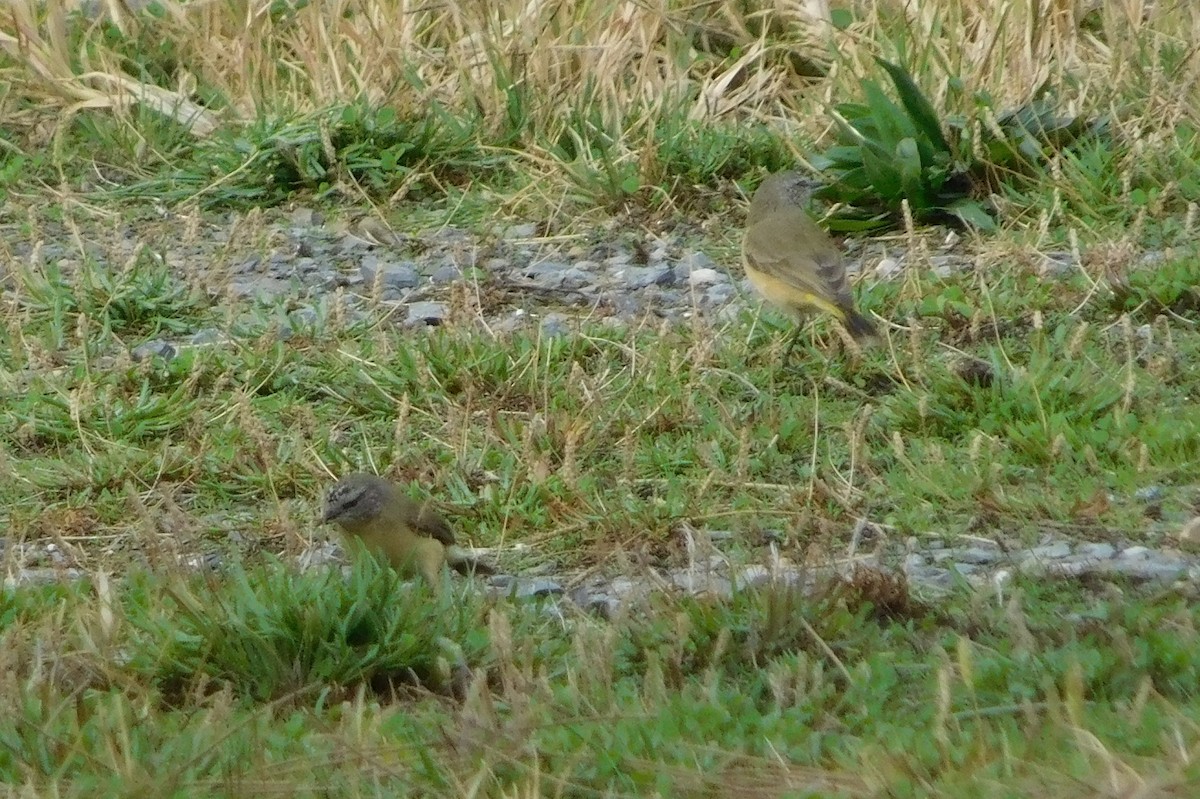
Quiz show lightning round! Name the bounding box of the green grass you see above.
[2,563,1200,796]
[1,192,1199,794]
[3,1,1200,792]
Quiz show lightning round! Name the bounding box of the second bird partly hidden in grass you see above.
[742,170,876,341]
[322,473,494,587]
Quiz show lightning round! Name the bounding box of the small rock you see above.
[1103,558,1189,582]
[523,262,569,289]
[290,207,318,227]
[956,546,1003,565]
[1076,542,1117,560]
[1176,517,1200,552]
[673,251,718,283]
[233,253,263,274]
[360,256,420,291]
[430,264,462,284]
[405,301,448,326]
[540,313,571,338]
[928,254,970,277]
[1134,485,1165,503]
[131,339,176,362]
[289,307,320,328]
[735,564,772,589]
[685,268,724,287]
[671,570,733,597]
[511,578,565,598]
[1039,251,1075,277]
[1120,546,1151,560]
[704,283,736,306]
[875,257,903,280]
[228,276,291,301]
[503,223,539,240]
[621,265,674,289]
[1025,543,1072,560]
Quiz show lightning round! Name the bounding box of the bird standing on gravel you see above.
[742,170,876,341]
[322,473,492,587]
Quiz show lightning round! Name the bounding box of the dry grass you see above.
[2,0,1198,203]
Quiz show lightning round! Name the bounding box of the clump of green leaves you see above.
[123,557,492,702]
[813,58,1107,232]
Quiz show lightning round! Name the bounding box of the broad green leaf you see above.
[875,57,951,153]
[861,145,903,198]
[894,137,924,202]
[946,197,997,231]
[862,80,914,148]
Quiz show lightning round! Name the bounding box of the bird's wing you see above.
[743,212,854,308]
[413,502,457,546]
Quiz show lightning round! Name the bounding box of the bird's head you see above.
[322,473,391,525]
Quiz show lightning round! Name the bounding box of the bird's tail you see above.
[842,309,877,340]
[447,546,497,577]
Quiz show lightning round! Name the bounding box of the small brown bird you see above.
[321,473,493,586]
[742,170,876,340]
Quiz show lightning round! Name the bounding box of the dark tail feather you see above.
[451,557,496,578]
[843,310,877,340]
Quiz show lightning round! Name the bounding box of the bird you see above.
[321,472,493,587]
[742,170,876,342]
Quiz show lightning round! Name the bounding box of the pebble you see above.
[405,301,448,326]
[360,256,420,292]
[540,313,571,338]
[131,339,176,362]
[7,213,1200,616]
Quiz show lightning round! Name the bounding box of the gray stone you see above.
[928,254,970,277]
[1076,543,1117,560]
[405,301,448,326]
[907,566,955,591]
[647,243,670,263]
[289,307,320,328]
[430,264,462,284]
[673,251,719,284]
[735,565,771,589]
[560,269,593,290]
[290,207,319,226]
[292,257,319,274]
[503,223,539,240]
[233,254,262,274]
[228,276,291,301]
[131,339,175,362]
[956,546,1004,565]
[360,256,420,291]
[541,313,570,338]
[511,578,565,598]
[523,263,567,289]
[704,284,737,306]
[1102,559,1189,582]
[1134,485,1165,502]
[622,265,674,289]
[1120,546,1151,560]
[1039,251,1075,277]
[1026,543,1072,560]
[875,257,903,280]
[671,570,733,597]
